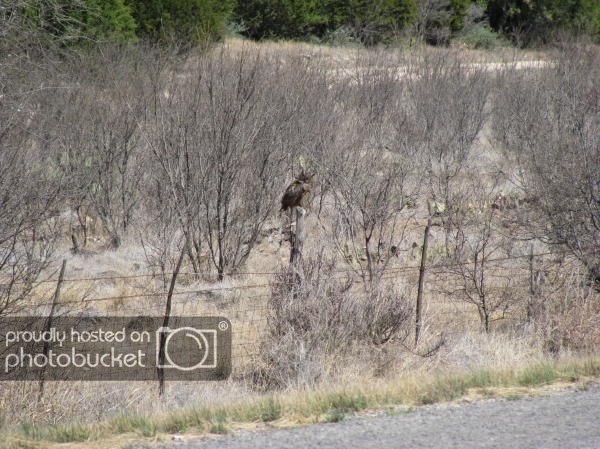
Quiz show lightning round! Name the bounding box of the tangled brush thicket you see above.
[252,257,413,389]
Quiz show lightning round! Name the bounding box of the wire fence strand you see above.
[2,244,597,287]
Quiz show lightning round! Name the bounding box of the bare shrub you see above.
[407,52,491,256]
[255,257,413,389]
[526,260,600,354]
[50,46,150,249]
[0,44,62,315]
[442,177,521,332]
[324,55,421,287]
[139,181,184,289]
[543,286,600,354]
[148,46,300,280]
[492,44,600,289]
[0,145,58,315]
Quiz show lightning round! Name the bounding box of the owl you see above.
[281,171,314,211]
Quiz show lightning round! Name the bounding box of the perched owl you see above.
[281,171,314,211]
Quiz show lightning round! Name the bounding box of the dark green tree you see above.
[447,0,471,32]
[235,0,327,40]
[322,0,417,44]
[235,0,417,44]
[126,0,234,46]
[488,0,600,44]
[83,0,137,41]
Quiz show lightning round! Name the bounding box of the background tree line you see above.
[2,0,599,49]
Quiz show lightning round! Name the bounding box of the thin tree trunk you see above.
[186,234,199,274]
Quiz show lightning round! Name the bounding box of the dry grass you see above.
[1,355,598,448]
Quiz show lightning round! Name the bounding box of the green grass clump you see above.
[237,396,282,423]
[111,412,157,437]
[326,391,368,413]
[418,375,469,405]
[18,421,94,442]
[160,406,210,433]
[517,362,558,386]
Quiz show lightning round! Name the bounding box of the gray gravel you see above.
[160,385,600,449]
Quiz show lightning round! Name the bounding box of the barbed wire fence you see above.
[1,245,598,394]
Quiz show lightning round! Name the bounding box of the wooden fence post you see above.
[38,259,67,401]
[415,217,432,347]
[289,206,306,290]
[157,244,186,396]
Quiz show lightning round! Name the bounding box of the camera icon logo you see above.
[156,327,217,370]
